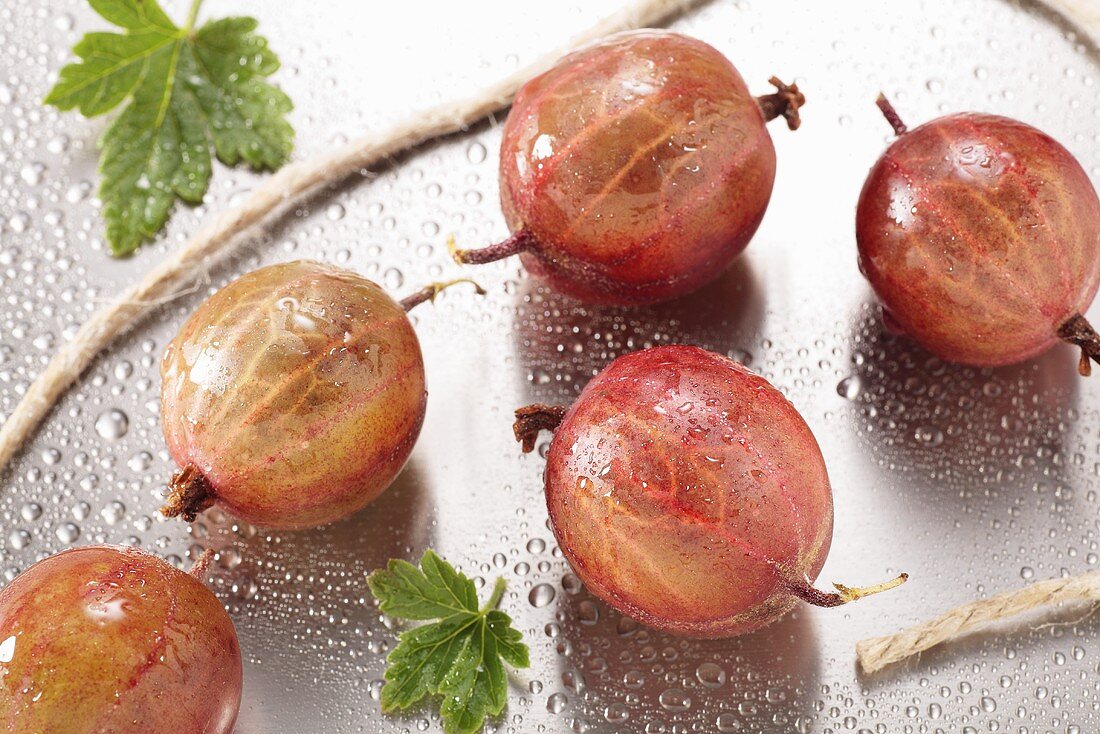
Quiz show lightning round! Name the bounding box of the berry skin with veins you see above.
[515,345,905,637]
[857,97,1100,372]
[453,30,804,306]
[0,545,241,732]
[160,261,480,529]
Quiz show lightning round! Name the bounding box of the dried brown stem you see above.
[161,464,216,522]
[875,93,908,136]
[1057,313,1100,377]
[784,572,908,609]
[400,278,486,312]
[188,549,216,581]
[450,228,538,266]
[756,77,805,131]
[513,404,568,453]
[857,571,1100,674]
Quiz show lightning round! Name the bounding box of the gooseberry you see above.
[451,30,804,306]
[0,545,241,731]
[160,260,482,529]
[514,345,906,637]
[856,95,1100,373]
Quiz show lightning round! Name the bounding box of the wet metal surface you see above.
[1,0,1099,731]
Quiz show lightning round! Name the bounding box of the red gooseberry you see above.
[513,345,906,637]
[0,545,241,732]
[451,30,805,306]
[160,260,482,529]
[856,95,1100,373]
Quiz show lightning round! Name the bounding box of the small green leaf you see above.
[44,0,294,255]
[486,610,530,669]
[380,615,476,711]
[89,0,175,32]
[369,551,530,734]
[438,620,506,734]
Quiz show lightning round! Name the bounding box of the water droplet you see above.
[55,523,80,543]
[20,503,42,522]
[94,409,129,440]
[547,692,568,714]
[100,501,126,525]
[658,688,692,712]
[467,142,487,164]
[696,662,727,689]
[127,452,152,472]
[716,713,741,732]
[604,703,629,723]
[382,267,404,290]
[529,583,556,607]
[578,600,599,625]
[913,426,943,446]
[837,375,862,399]
[19,162,45,186]
[8,530,30,550]
[46,135,70,155]
[114,361,134,380]
[561,669,585,694]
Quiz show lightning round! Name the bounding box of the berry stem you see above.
[482,576,508,612]
[188,549,215,581]
[875,94,908,136]
[513,403,568,453]
[1057,313,1100,377]
[183,0,204,32]
[450,228,537,265]
[756,77,805,131]
[399,278,486,312]
[783,571,909,608]
[162,464,216,522]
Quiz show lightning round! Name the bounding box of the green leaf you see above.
[486,610,530,669]
[367,550,479,621]
[44,0,294,256]
[369,551,530,734]
[380,615,477,711]
[438,620,505,734]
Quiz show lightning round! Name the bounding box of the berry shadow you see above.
[191,461,435,731]
[844,304,1082,496]
[547,582,822,730]
[511,257,765,407]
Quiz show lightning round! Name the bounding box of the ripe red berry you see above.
[513,345,905,637]
[452,30,804,306]
[160,260,481,529]
[0,545,241,732]
[856,96,1100,373]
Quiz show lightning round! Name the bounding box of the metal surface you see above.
[1,0,1098,731]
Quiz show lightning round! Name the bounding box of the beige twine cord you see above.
[855,0,1100,675]
[0,0,700,473]
[857,572,1100,674]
